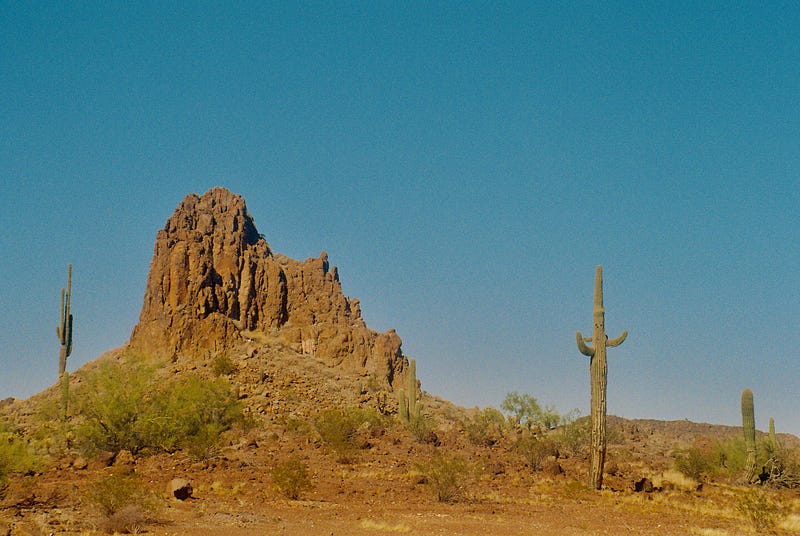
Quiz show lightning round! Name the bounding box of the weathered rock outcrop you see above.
[129,187,406,386]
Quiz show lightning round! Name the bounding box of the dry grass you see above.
[359,519,412,532]
[654,469,700,491]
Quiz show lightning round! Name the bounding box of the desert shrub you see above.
[151,375,245,458]
[736,488,785,534]
[673,437,792,483]
[73,356,160,454]
[406,413,439,445]
[712,437,748,477]
[0,422,42,493]
[283,416,314,435]
[314,407,384,461]
[211,353,237,376]
[86,470,162,533]
[501,391,560,430]
[416,452,472,503]
[271,456,312,499]
[673,446,717,480]
[556,412,591,457]
[73,354,244,457]
[463,407,506,447]
[761,443,800,488]
[515,434,559,471]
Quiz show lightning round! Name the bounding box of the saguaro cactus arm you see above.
[607,331,628,347]
[576,332,595,356]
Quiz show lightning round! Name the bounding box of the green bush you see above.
[314,408,384,462]
[463,407,506,447]
[515,434,559,471]
[211,353,237,376]
[416,452,472,503]
[712,437,747,477]
[555,412,591,457]
[501,392,560,430]
[271,456,313,499]
[0,421,42,493]
[406,413,439,445]
[673,446,717,480]
[73,354,244,458]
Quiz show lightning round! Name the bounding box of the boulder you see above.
[169,478,193,500]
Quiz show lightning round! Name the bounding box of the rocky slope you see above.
[129,187,409,388]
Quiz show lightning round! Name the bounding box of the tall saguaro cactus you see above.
[741,388,757,483]
[769,417,779,450]
[398,358,420,422]
[576,266,628,490]
[57,264,73,377]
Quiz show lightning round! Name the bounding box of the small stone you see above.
[114,450,134,465]
[634,477,654,492]
[169,478,193,500]
[95,450,115,467]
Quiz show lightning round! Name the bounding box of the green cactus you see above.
[398,390,407,419]
[60,371,70,421]
[769,417,775,444]
[576,266,628,490]
[741,388,757,483]
[56,264,73,377]
[398,358,420,422]
[768,417,779,451]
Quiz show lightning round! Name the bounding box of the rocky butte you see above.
[129,187,409,387]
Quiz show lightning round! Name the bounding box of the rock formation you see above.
[129,187,407,386]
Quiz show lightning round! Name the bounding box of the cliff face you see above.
[129,187,405,385]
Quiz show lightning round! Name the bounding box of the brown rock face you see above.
[129,187,406,385]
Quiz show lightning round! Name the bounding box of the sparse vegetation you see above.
[211,353,237,376]
[0,420,42,494]
[673,446,717,481]
[86,470,162,534]
[501,391,560,430]
[515,433,559,471]
[555,410,591,457]
[406,412,439,444]
[72,353,244,458]
[314,407,384,462]
[271,456,313,499]
[416,452,473,503]
[736,488,785,534]
[463,406,506,447]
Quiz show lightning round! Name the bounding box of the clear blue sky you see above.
[2,3,798,435]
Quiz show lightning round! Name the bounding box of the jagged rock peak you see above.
[129,187,407,386]
[165,187,263,250]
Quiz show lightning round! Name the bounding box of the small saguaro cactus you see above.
[741,388,757,483]
[576,266,628,490]
[769,417,779,450]
[57,264,73,377]
[398,358,420,422]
